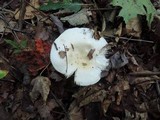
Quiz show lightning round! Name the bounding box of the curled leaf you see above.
[0,70,8,79]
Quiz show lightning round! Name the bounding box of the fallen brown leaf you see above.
[15,0,40,20]
[111,79,130,105]
[35,99,58,120]
[67,100,83,120]
[105,69,116,83]
[115,23,123,42]
[126,16,142,38]
[73,84,107,107]
[102,99,111,114]
[59,51,66,59]
[30,76,51,102]
[110,51,128,69]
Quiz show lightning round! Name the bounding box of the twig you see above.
[50,14,64,34]
[63,44,68,74]
[24,0,46,17]
[89,8,119,11]
[18,0,26,30]
[39,63,50,76]
[0,7,14,14]
[104,35,154,43]
[2,0,14,8]
[129,71,160,76]
[156,80,160,96]
[51,92,70,120]
[0,79,15,83]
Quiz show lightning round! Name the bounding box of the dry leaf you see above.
[111,80,130,105]
[0,20,16,33]
[61,9,90,26]
[115,23,123,42]
[35,99,58,120]
[73,85,107,107]
[59,51,66,58]
[128,75,156,91]
[112,80,130,92]
[0,106,11,120]
[102,99,111,114]
[80,90,107,107]
[34,23,49,41]
[13,108,36,120]
[87,49,95,60]
[110,51,128,69]
[126,17,142,38]
[30,76,51,102]
[50,70,63,82]
[125,109,148,120]
[15,0,40,19]
[68,101,83,120]
[105,70,116,83]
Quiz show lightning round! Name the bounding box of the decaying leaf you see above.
[111,80,130,105]
[35,99,58,120]
[0,20,16,33]
[61,9,91,26]
[15,0,40,19]
[102,99,111,114]
[87,49,95,60]
[126,51,141,72]
[34,23,49,41]
[58,51,66,58]
[73,84,107,107]
[128,75,157,91]
[68,101,83,120]
[50,70,63,82]
[30,76,51,102]
[125,109,148,120]
[105,69,116,83]
[112,80,130,92]
[115,23,123,42]
[110,51,128,69]
[13,108,36,120]
[126,17,142,38]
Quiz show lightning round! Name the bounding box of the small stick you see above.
[51,92,70,120]
[156,80,160,96]
[39,63,50,76]
[104,35,154,43]
[89,8,119,11]
[129,72,160,76]
[18,0,26,30]
[63,45,68,74]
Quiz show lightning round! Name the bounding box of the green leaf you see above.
[5,39,19,49]
[39,0,81,12]
[0,70,8,79]
[5,39,27,54]
[13,49,21,54]
[20,40,27,49]
[111,0,156,27]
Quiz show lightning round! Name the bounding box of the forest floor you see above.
[0,0,160,120]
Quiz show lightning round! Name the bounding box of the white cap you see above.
[50,28,109,86]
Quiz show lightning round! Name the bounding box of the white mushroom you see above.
[50,28,109,86]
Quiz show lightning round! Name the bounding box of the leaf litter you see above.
[0,0,160,119]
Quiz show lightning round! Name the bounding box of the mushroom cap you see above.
[50,28,109,86]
